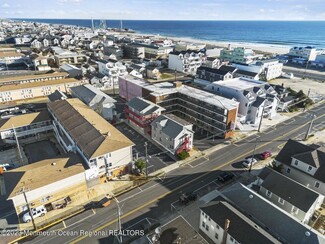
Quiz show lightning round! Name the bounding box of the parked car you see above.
[179,192,197,205]
[22,205,47,223]
[217,172,234,183]
[242,158,257,168]
[260,151,272,160]
[0,163,14,174]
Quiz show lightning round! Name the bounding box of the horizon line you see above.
[8,18,325,22]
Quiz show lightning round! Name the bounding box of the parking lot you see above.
[115,123,175,174]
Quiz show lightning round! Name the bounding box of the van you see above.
[22,205,47,223]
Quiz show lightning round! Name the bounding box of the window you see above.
[294,160,298,165]
[266,190,272,198]
[230,236,234,242]
[208,217,211,221]
[286,168,291,173]
[202,222,205,228]
[216,224,220,229]
[215,233,218,239]
[315,182,320,188]
[278,198,285,205]
[308,166,313,172]
[205,225,209,231]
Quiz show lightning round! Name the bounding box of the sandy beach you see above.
[129,32,290,55]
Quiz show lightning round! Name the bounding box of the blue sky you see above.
[1,0,325,20]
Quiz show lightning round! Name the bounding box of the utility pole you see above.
[112,195,123,243]
[249,138,258,174]
[304,112,316,141]
[22,187,36,230]
[144,142,148,179]
[303,60,309,79]
[258,102,266,133]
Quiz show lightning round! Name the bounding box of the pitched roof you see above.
[218,65,237,73]
[261,169,320,212]
[127,97,164,116]
[151,114,192,139]
[275,139,325,182]
[222,183,324,244]
[236,69,259,77]
[201,201,279,244]
[70,84,116,105]
[197,66,229,76]
[4,153,87,199]
[48,98,134,159]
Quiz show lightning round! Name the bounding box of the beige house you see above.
[3,154,88,216]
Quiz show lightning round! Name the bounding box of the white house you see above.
[98,59,127,90]
[168,51,206,75]
[289,46,319,61]
[151,114,194,155]
[256,168,324,224]
[205,77,279,125]
[200,200,280,244]
[70,84,117,120]
[275,139,325,196]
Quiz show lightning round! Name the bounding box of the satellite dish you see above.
[155,227,162,235]
[249,194,254,199]
[305,231,311,237]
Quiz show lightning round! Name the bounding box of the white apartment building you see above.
[168,51,206,74]
[232,59,283,81]
[205,77,279,125]
[98,59,127,90]
[289,46,320,61]
[48,98,134,179]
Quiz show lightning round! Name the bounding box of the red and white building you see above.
[125,97,165,136]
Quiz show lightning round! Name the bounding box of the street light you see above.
[304,112,317,141]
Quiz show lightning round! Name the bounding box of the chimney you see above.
[173,81,183,88]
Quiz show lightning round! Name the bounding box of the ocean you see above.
[14,19,325,48]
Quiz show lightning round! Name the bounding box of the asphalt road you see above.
[12,102,325,244]
[283,67,325,81]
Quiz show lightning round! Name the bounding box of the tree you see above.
[135,159,146,173]
[177,150,190,160]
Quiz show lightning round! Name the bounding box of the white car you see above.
[22,205,47,223]
[242,158,257,168]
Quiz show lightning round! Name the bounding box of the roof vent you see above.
[51,162,56,166]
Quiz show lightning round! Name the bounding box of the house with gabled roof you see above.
[275,139,325,196]
[256,168,323,224]
[125,97,165,136]
[222,183,325,244]
[151,114,194,155]
[200,199,280,244]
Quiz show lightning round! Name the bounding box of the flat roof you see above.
[0,51,24,58]
[4,153,87,199]
[48,98,134,159]
[0,78,80,92]
[121,76,238,110]
[0,72,69,84]
[212,77,266,91]
[0,111,50,131]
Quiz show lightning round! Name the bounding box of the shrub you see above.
[177,150,190,160]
